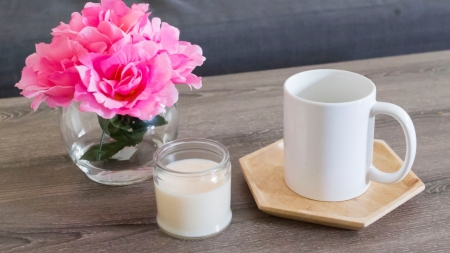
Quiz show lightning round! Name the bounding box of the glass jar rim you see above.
[153,138,230,175]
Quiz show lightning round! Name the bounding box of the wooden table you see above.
[1,51,449,252]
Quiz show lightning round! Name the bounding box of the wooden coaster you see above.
[239,139,425,230]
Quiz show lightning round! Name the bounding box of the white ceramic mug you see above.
[284,69,416,202]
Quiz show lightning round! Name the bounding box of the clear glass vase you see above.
[59,103,180,185]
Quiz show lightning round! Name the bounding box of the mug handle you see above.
[368,102,417,183]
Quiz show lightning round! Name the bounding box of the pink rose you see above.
[52,0,150,54]
[74,40,177,120]
[15,36,87,109]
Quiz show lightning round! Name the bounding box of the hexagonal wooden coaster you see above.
[239,139,425,230]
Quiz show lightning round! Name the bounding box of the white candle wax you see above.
[155,159,232,238]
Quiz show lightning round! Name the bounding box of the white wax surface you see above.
[155,159,232,238]
[167,158,219,173]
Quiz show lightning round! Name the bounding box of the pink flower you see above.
[74,40,177,120]
[15,36,87,109]
[16,0,205,118]
[52,0,205,89]
[52,0,150,54]
[136,18,205,89]
[169,41,205,89]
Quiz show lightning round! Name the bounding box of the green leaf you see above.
[110,115,133,131]
[80,142,127,161]
[85,115,169,162]
[105,115,168,146]
[108,126,146,146]
[146,115,168,127]
[98,116,111,135]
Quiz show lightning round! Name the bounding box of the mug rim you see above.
[284,69,376,106]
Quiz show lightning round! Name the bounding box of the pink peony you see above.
[137,17,205,89]
[52,0,150,54]
[74,40,177,120]
[15,36,87,109]
[16,0,205,120]
[51,0,205,89]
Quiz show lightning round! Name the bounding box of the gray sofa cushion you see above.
[1,0,450,98]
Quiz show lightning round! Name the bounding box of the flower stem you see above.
[97,130,106,161]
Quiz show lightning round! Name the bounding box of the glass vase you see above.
[59,103,179,185]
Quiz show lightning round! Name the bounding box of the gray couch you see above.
[1,0,450,98]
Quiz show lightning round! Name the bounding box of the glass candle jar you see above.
[153,138,232,239]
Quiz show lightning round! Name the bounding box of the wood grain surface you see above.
[1,51,450,252]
